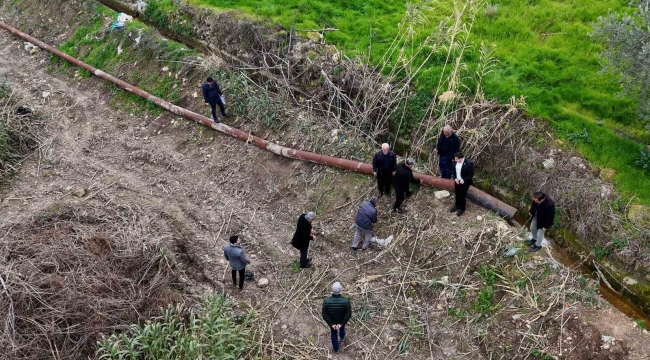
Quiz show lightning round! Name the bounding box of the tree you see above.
[591,1,650,124]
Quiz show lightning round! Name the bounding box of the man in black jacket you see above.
[392,158,421,214]
[322,282,352,354]
[528,192,556,252]
[291,211,317,268]
[449,152,474,217]
[435,125,461,179]
[202,77,228,123]
[372,143,397,198]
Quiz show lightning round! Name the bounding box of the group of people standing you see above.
[220,116,557,353]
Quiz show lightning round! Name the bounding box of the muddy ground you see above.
[1,23,650,360]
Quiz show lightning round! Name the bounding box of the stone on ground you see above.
[257,278,269,288]
[73,187,86,197]
[434,190,451,200]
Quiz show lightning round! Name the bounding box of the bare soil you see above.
[1,26,650,360]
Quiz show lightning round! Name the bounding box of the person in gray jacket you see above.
[223,235,251,290]
[351,197,378,254]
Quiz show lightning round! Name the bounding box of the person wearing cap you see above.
[291,211,317,268]
[435,125,461,179]
[449,152,474,217]
[392,158,422,214]
[351,197,378,254]
[372,143,397,198]
[322,282,352,354]
[223,235,251,290]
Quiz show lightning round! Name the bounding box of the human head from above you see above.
[229,235,240,244]
[305,211,316,222]
[405,158,415,168]
[443,125,453,138]
[453,152,464,163]
[381,143,390,155]
[369,196,378,206]
[533,192,547,204]
[206,77,214,85]
[332,282,342,295]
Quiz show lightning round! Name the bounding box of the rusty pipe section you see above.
[0,21,516,218]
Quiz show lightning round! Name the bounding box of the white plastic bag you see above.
[220,95,226,105]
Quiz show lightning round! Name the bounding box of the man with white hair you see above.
[291,211,317,268]
[322,282,352,354]
[392,158,422,213]
[435,125,461,179]
[372,143,397,198]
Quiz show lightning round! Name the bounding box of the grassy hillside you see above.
[187,0,650,203]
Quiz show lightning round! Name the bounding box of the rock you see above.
[162,66,169,72]
[73,188,86,197]
[434,190,451,200]
[599,168,616,182]
[569,156,581,166]
[42,171,52,178]
[257,278,269,288]
[578,164,586,170]
[192,91,198,98]
[29,47,40,55]
[476,215,483,221]
[438,90,455,102]
[623,276,638,285]
[628,204,650,228]
[42,91,51,99]
[496,221,509,231]
[542,158,555,169]
[600,185,612,199]
[219,259,227,265]
[281,324,287,330]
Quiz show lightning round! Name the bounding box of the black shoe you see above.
[386,192,391,198]
[222,113,230,118]
[527,239,536,246]
[449,206,458,212]
[306,258,312,263]
[394,208,405,214]
[530,245,542,253]
[456,209,465,217]
[378,192,384,198]
[300,263,313,268]
[213,118,221,123]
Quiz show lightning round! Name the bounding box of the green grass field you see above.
[165,1,647,203]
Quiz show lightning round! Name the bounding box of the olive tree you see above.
[591,1,650,124]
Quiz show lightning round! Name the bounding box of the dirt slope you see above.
[1,28,650,359]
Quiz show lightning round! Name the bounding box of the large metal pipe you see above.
[0,21,517,218]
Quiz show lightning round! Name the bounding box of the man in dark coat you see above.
[202,77,228,123]
[449,152,474,217]
[528,192,556,252]
[291,211,316,268]
[322,282,352,354]
[372,143,397,198]
[392,158,421,214]
[351,197,378,253]
[435,125,461,179]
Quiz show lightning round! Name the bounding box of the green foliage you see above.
[397,315,425,354]
[96,294,255,360]
[566,128,591,143]
[612,237,628,250]
[471,286,495,314]
[143,0,196,38]
[188,0,650,204]
[477,265,499,286]
[530,348,553,360]
[290,260,301,273]
[593,245,610,260]
[635,319,647,330]
[635,151,650,171]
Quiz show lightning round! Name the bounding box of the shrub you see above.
[635,150,650,170]
[97,295,256,360]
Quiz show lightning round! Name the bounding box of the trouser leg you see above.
[394,189,405,210]
[300,248,309,267]
[439,156,452,179]
[209,102,218,120]
[376,174,384,194]
[339,324,346,340]
[238,268,245,289]
[216,100,227,116]
[352,226,362,249]
[383,173,393,195]
[455,182,469,210]
[330,327,340,352]
[362,228,373,250]
[231,270,237,286]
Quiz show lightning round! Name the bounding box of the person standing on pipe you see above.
[291,211,317,268]
[223,235,251,290]
[392,158,422,214]
[351,197,378,256]
[449,152,474,217]
[202,77,228,123]
[434,125,461,179]
[372,143,397,198]
[528,192,555,252]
